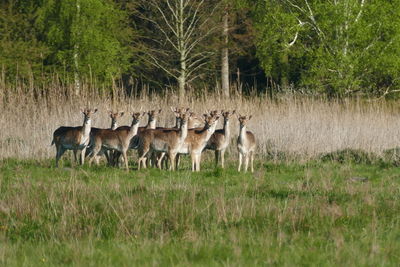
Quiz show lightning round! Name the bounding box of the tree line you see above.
[1,0,400,98]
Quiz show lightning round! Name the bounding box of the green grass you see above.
[1,158,400,266]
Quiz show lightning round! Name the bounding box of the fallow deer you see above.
[155,107,204,168]
[51,108,97,167]
[112,109,162,166]
[88,112,145,171]
[87,111,124,164]
[237,115,256,172]
[177,113,220,171]
[137,112,190,171]
[205,110,235,168]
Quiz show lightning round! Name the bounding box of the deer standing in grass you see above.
[237,115,256,172]
[87,111,124,165]
[177,113,220,172]
[154,107,191,169]
[51,108,97,167]
[137,112,190,171]
[112,109,162,166]
[205,110,235,168]
[88,112,145,171]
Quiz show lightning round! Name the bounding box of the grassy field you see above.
[1,157,399,266]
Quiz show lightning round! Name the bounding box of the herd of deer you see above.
[51,107,257,172]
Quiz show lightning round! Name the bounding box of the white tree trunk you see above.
[178,0,186,100]
[74,0,81,95]
[221,7,230,98]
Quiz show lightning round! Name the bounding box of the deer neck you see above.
[128,120,140,139]
[82,117,92,138]
[179,121,189,142]
[239,125,247,143]
[223,119,230,138]
[199,122,217,143]
[148,119,156,129]
[174,117,180,128]
[111,120,117,130]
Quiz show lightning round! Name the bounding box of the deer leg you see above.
[113,151,121,167]
[72,149,79,166]
[176,154,181,169]
[238,153,242,172]
[123,150,129,171]
[196,154,201,172]
[55,146,66,167]
[80,147,87,165]
[157,152,165,169]
[88,145,101,166]
[214,150,219,167]
[250,151,254,173]
[104,150,111,165]
[244,154,249,172]
[138,149,148,170]
[81,146,87,165]
[221,149,226,168]
[169,152,176,171]
[191,153,196,172]
[157,153,163,169]
[174,154,179,170]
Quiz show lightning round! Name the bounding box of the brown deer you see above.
[177,113,220,171]
[88,112,145,171]
[109,111,125,130]
[51,108,97,167]
[111,109,162,166]
[87,111,124,165]
[237,115,256,172]
[205,110,235,168]
[137,112,190,170]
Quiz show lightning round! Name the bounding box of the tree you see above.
[0,0,47,84]
[36,0,133,93]
[221,3,230,97]
[138,0,216,100]
[252,0,400,97]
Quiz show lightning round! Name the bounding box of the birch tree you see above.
[221,4,230,97]
[252,0,400,97]
[140,0,216,99]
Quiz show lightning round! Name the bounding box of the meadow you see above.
[1,83,400,265]
[1,158,400,266]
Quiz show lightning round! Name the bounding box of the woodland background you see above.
[2,0,400,99]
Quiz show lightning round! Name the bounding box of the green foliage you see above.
[36,0,133,83]
[0,0,48,82]
[252,0,400,97]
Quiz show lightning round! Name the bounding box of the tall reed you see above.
[0,78,398,160]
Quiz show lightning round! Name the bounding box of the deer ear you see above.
[232,110,236,114]
[248,115,252,120]
[158,109,162,114]
[120,112,124,117]
[94,108,98,113]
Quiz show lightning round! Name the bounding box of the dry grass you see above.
[0,81,399,160]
